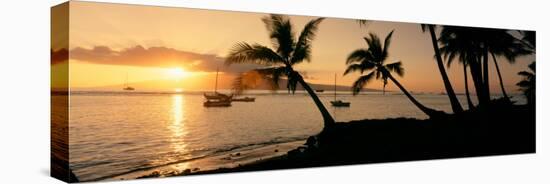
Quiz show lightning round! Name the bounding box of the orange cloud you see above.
[70,45,259,73]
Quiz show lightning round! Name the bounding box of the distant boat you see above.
[330,73,350,107]
[204,99,232,107]
[232,96,255,102]
[123,73,135,91]
[204,92,233,100]
[204,68,232,107]
[315,89,325,93]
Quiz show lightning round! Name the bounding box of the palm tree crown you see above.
[344,31,403,94]
[225,14,336,128]
[344,31,444,118]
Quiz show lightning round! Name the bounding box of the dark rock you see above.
[183,169,191,175]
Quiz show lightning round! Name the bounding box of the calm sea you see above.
[66,90,525,181]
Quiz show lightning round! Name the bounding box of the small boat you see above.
[204,99,232,107]
[204,92,232,100]
[203,68,232,107]
[331,100,351,107]
[315,89,324,93]
[330,73,350,107]
[123,86,135,91]
[232,97,255,102]
[123,73,135,91]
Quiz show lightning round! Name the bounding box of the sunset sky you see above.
[53,1,535,93]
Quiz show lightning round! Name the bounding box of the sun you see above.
[166,67,191,79]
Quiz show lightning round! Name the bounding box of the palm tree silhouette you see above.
[421,24,463,113]
[438,27,481,109]
[439,26,531,106]
[483,29,531,101]
[439,26,489,107]
[344,30,444,118]
[225,14,336,129]
[517,62,535,105]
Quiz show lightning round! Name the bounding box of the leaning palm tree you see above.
[344,30,444,118]
[225,14,335,129]
[420,24,463,114]
[517,62,535,106]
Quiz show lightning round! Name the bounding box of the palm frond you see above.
[385,61,404,77]
[226,42,284,65]
[346,49,373,64]
[292,18,324,64]
[344,62,374,75]
[262,14,295,60]
[351,71,376,95]
[364,33,383,62]
[528,61,535,72]
[254,66,288,90]
[382,30,395,58]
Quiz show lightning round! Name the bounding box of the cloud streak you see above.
[70,45,260,73]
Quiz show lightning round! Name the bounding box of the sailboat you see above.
[330,73,350,107]
[123,73,135,91]
[204,68,232,107]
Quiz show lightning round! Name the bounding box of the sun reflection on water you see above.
[169,95,189,168]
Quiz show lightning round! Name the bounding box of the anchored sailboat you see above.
[123,73,135,91]
[330,73,350,107]
[204,68,232,107]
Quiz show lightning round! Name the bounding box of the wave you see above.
[87,135,309,181]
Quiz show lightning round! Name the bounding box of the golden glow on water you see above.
[169,95,188,159]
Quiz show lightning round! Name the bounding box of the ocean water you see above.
[67,90,525,181]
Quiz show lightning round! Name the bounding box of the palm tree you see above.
[483,29,531,101]
[517,62,535,105]
[439,26,489,107]
[225,14,335,129]
[344,30,444,118]
[461,63,475,109]
[439,28,480,110]
[421,24,463,114]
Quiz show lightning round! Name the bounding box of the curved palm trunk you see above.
[463,63,475,109]
[386,72,444,118]
[491,52,509,100]
[470,58,487,107]
[294,72,335,129]
[427,26,463,113]
[482,50,491,102]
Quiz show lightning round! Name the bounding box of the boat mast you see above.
[334,73,337,101]
[214,68,219,93]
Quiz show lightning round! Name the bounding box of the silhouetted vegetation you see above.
[517,62,535,106]
[225,14,336,129]
[439,26,531,108]
[344,30,445,118]
[421,24,464,113]
[181,103,534,176]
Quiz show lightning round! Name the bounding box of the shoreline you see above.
[106,140,306,181]
[107,103,534,181]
